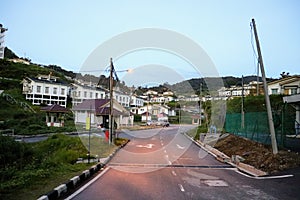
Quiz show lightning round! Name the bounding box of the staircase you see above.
[1,92,36,113]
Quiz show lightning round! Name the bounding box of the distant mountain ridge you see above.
[1,47,276,95]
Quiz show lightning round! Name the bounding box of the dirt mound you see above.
[214,134,300,174]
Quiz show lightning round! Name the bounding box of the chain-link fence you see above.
[225,103,299,151]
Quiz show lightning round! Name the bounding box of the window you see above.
[100,94,104,99]
[271,88,278,95]
[90,92,93,98]
[78,91,81,97]
[95,93,98,98]
[53,87,57,94]
[61,88,65,95]
[45,87,49,94]
[291,88,297,95]
[84,91,87,98]
[36,86,41,93]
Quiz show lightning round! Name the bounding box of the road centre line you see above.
[172,170,177,176]
[65,167,110,200]
[178,184,185,192]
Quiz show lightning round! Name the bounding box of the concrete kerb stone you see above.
[54,184,67,197]
[37,195,48,200]
[70,176,80,186]
[183,132,268,177]
[36,140,129,200]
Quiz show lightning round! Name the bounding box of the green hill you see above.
[0,57,76,135]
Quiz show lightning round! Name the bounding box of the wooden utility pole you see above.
[109,58,114,145]
[199,82,202,126]
[252,18,278,154]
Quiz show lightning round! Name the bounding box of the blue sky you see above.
[1,0,300,86]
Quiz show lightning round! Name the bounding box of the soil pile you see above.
[214,134,300,174]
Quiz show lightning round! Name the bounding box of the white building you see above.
[130,95,145,107]
[218,81,262,98]
[70,83,106,106]
[113,90,131,108]
[136,104,170,122]
[144,90,158,96]
[268,76,300,95]
[22,74,68,107]
[0,24,8,59]
[72,99,133,127]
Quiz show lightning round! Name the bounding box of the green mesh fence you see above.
[225,107,297,149]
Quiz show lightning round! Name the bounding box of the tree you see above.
[4,47,19,59]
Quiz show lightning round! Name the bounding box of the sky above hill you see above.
[1,0,300,87]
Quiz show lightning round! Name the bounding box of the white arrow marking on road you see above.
[176,144,185,149]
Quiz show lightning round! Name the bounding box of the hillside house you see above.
[137,104,170,122]
[72,99,133,128]
[267,76,300,95]
[22,74,68,107]
[40,104,69,127]
[70,83,106,106]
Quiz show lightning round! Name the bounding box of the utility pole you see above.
[109,58,114,145]
[252,18,278,154]
[199,82,202,126]
[241,75,245,129]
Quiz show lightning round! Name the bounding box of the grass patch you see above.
[0,134,99,200]
[186,125,208,140]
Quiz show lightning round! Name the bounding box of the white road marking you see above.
[233,168,294,179]
[172,170,177,176]
[164,149,167,153]
[168,160,172,165]
[176,144,185,149]
[136,144,154,149]
[178,184,185,192]
[65,167,110,200]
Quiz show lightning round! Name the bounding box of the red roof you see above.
[40,104,69,113]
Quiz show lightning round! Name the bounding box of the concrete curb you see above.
[37,140,130,200]
[37,163,105,200]
[183,133,268,177]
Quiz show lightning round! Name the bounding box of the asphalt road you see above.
[66,125,300,200]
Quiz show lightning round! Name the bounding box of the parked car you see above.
[156,120,170,127]
[146,120,155,126]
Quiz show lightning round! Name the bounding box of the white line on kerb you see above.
[178,184,185,192]
[65,167,110,200]
[234,168,294,179]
